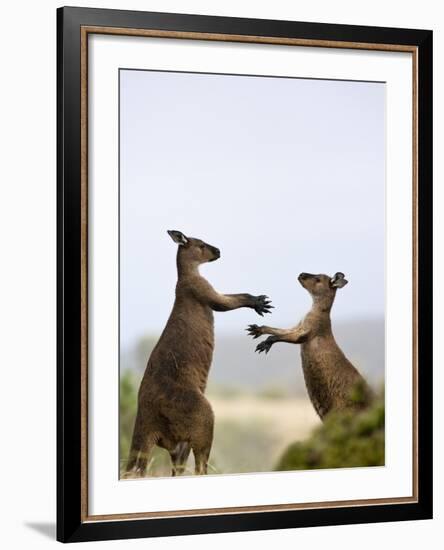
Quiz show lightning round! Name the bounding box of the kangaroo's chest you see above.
[300,339,337,419]
[147,301,215,391]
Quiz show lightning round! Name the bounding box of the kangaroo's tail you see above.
[124,412,157,477]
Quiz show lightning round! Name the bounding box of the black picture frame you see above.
[57,6,433,543]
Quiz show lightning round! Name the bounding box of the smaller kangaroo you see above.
[247,272,372,420]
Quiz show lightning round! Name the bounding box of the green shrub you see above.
[275,397,385,471]
[119,369,139,466]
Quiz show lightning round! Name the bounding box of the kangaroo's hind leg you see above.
[191,397,214,475]
[170,442,192,476]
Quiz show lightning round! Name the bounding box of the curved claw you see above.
[247,324,263,339]
[256,343,266,354]
[255,337,274,354]
[254,295,274,316]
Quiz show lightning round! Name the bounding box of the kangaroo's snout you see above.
[209,247,221,262]
[298,272,316,288]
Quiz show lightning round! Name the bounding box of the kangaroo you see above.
[247,272,372,420]
[126,230,273,477]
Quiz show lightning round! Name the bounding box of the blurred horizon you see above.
[121,316,385,396]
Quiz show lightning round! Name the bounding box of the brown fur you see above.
[248,272,372,420]
[125,230,272,477]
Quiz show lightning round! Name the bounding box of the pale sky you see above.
[120,69,385,349]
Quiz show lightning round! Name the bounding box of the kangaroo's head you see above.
[167,230,221,269]
[298,272,348,308]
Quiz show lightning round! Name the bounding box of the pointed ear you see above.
[167,230,189,246]
[330,272,348,288]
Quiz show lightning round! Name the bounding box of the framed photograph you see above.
[57,6,433,543]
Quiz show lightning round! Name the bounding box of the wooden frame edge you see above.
[80,26,89,522]
[411,47,419,501]
[78,24,421,526]
[82,25,418,53]
[84,496,418,523]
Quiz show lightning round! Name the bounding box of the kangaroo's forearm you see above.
[260,326,295,337]
[255,326,308,354]
[280,330,309,344]
[196,282,271,316]
[272,327,309,344]
[210,293,255,312]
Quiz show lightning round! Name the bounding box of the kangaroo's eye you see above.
[200,244,206,250]
[315,277,321,283]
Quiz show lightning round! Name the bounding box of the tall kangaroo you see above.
[126,230,273,477]
[247,272,372,420]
